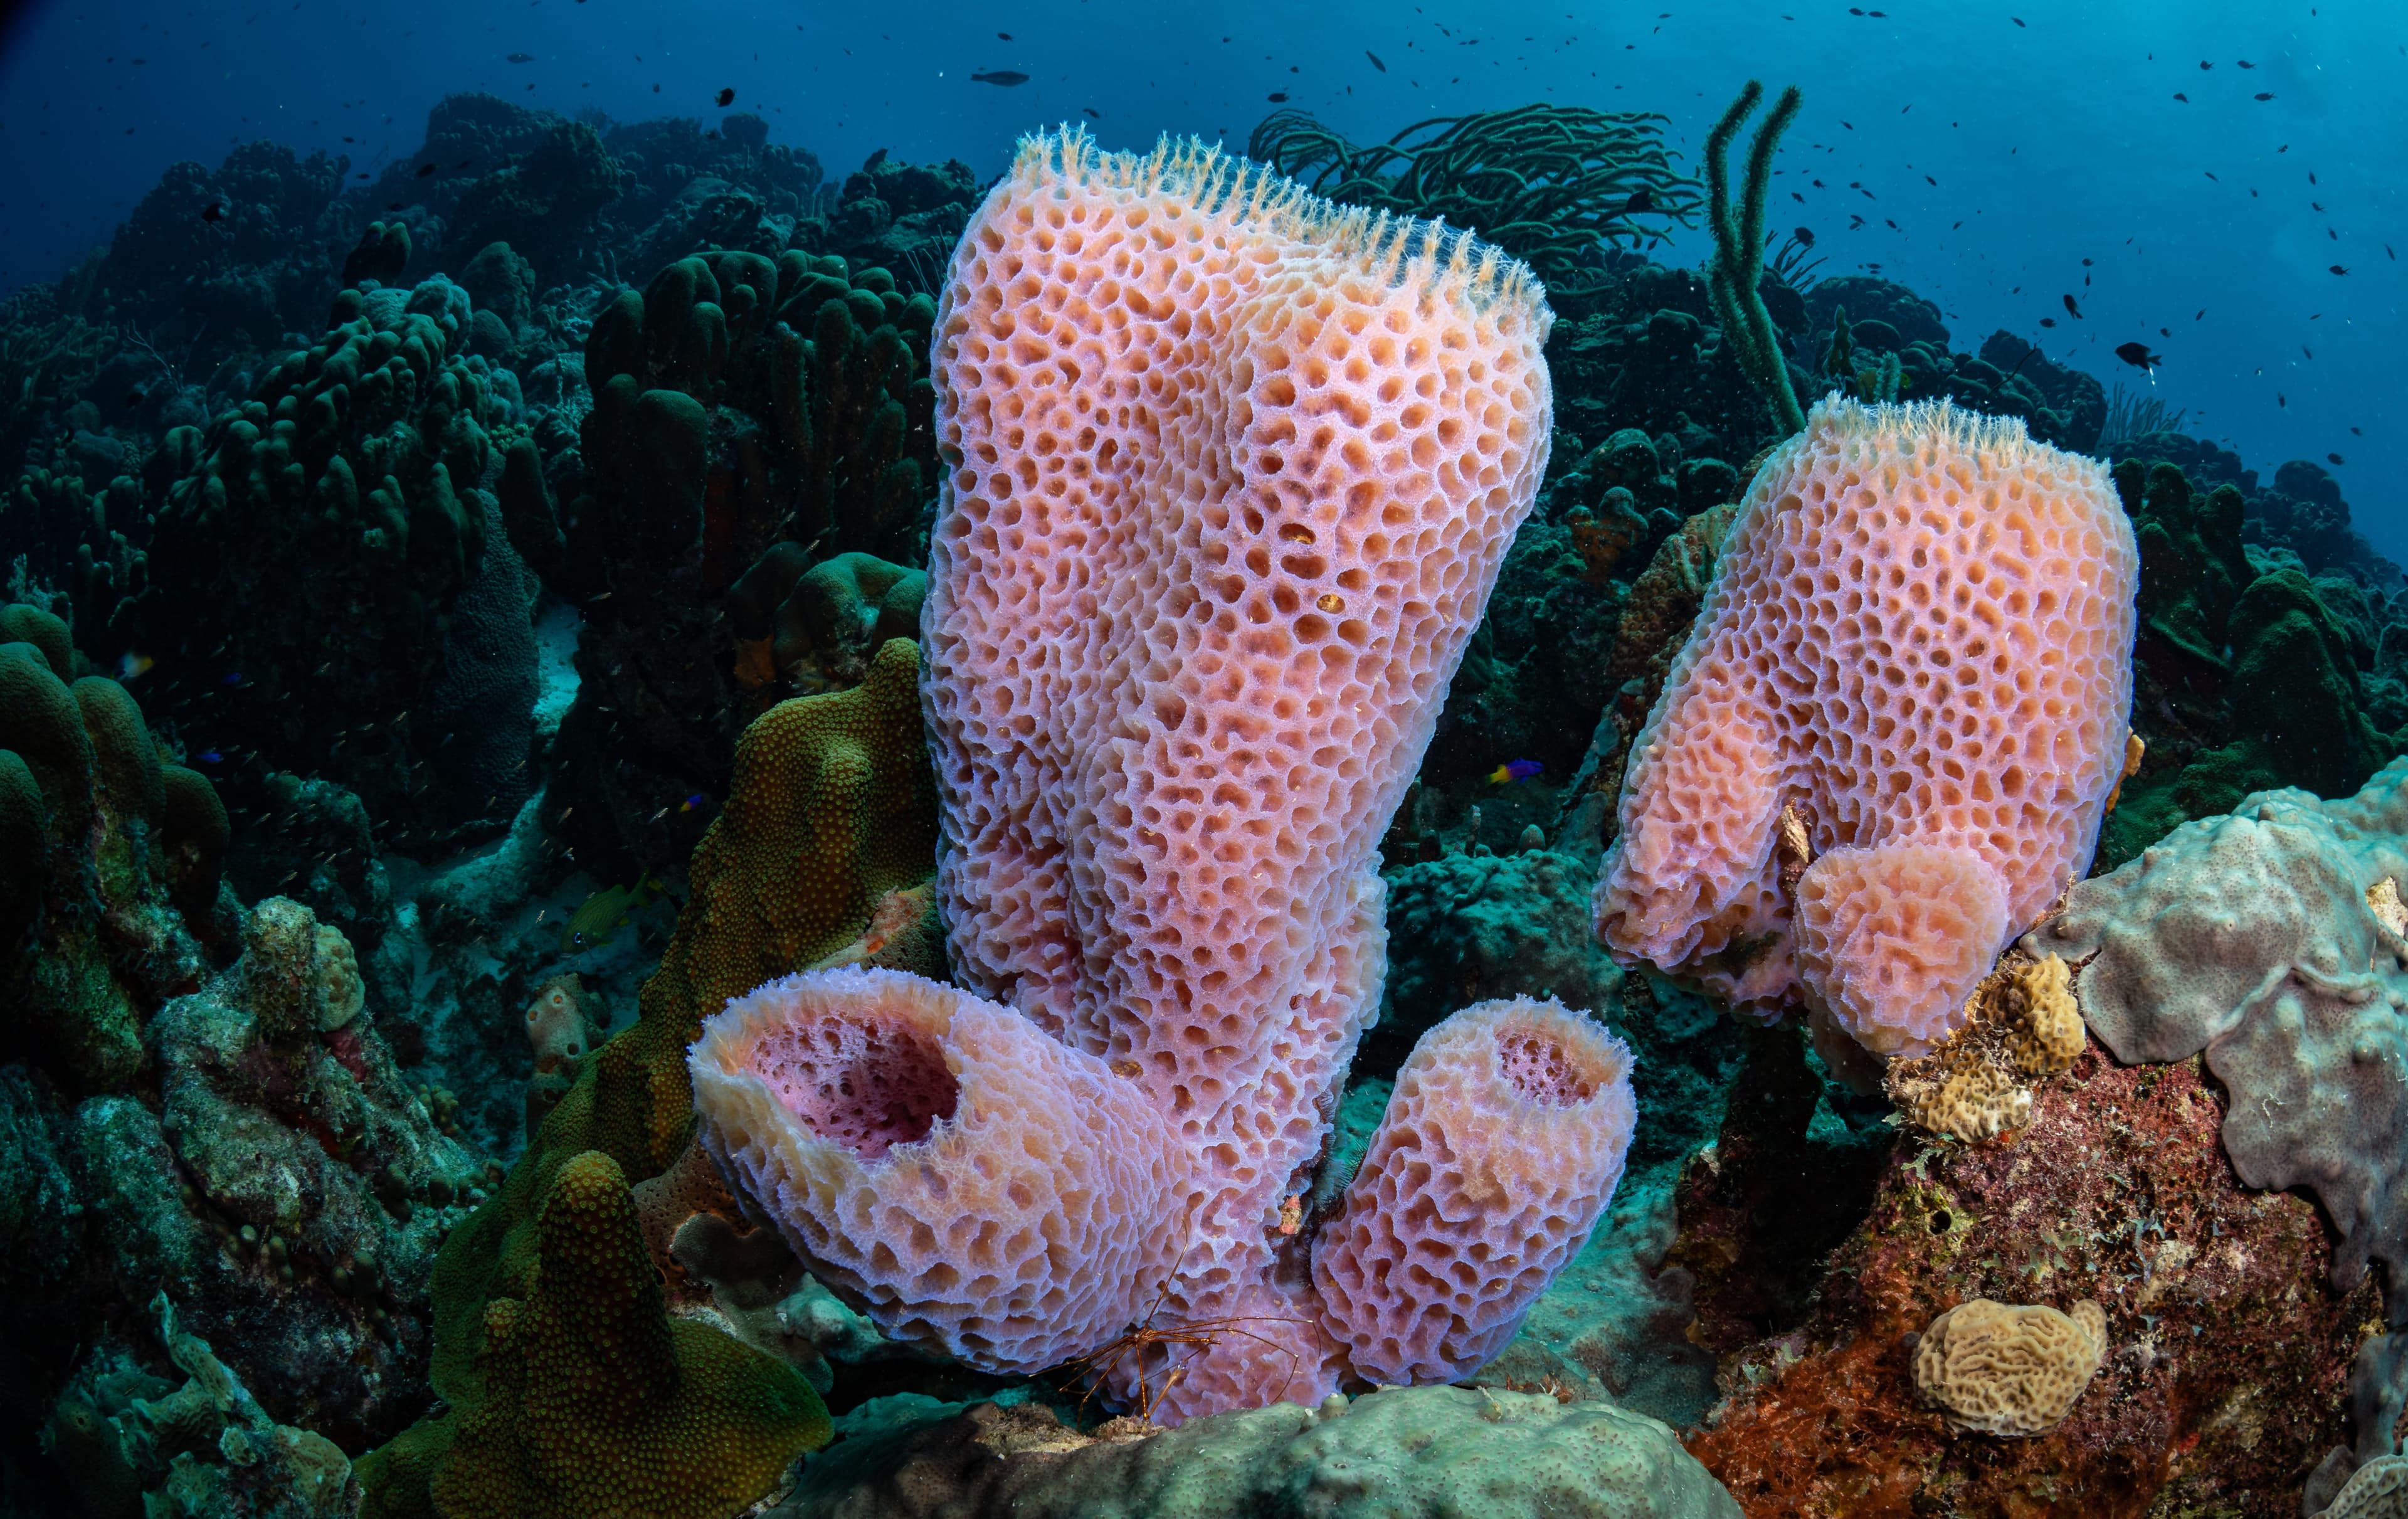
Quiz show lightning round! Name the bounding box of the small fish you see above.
[2062,293,2082,319]
[221,670,243,685]
[2173,92,2189,102]
[1267,90,1289,102]
[1487,758,1544,785]
[2303,344,2315,359]
[2353,426,2364,435]
[1082,107,1101,118]
[561,879,658,953]
[2253,92,2274,101]
[680,793,706,813]
[2114,342,2160,371]
[971,69,1029,85]
[715,87,736,105]
[2039,317,2057,327]
[2199,60,2212,69]
[2330,264,2349,276]
[505,51,534,62]
[198,750,223,764]
[1624,186,1655,214]
[997,30,1011,40]
[200,201,226,222]
[415,162,437,177]
[1366,49,1386,71]
[117,652,154,680]
[2011,15,2025,25]
[2329,453,2347,466]
[2237,59,2255,68]
[1793,225,1815,248]
[2278,394,2288,408]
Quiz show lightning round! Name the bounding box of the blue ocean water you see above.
[1,0,2399,552]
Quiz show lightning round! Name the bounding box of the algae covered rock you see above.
[776,1385,1736,1518]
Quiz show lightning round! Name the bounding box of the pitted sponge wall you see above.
[1594,396,2135,1056]
[916,127,1553,1416]
[689,968,1186,1373]
[1313,998,1636,1384]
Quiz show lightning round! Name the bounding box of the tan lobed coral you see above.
[691,128,1634,1424]
[1913,1297,2108,1437]
[1884,952,2083,1143]
[1595,397,2136,1056]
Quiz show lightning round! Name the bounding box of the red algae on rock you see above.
[1681,1041,2371,1517]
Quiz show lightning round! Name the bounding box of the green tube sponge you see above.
[496,435,564,572]
[0,603,73,679]
[161,764,229,921]
[630,389,710,559]
[72,677,162,827]
[0,642,95,831]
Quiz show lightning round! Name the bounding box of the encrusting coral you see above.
[687,127,1634,1426]
[1882,951,2083,1143]
[1594,396,2137,1057]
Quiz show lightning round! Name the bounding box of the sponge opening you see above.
[1496,1022,1603,1107]
[746,1013,961,1160]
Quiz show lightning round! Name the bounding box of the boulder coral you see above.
[1595,396,2137,1056]
[688,128,1631,1424]
[367,637,936,1506]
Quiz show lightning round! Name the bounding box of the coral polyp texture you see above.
[1312,997,1635,1384]
[1594,396,2137,1056]
[688,127,1628,1424]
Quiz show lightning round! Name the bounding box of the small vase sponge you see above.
[1594,396,2135,1056]
[688,967,1186,1373]
[1313,997,1635,1384]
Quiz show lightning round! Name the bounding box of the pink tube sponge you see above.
[1594,396,2135,1056]
[1793,842,2011,1056]
[1312,998,1635,1385]
[687,967,1186,1372]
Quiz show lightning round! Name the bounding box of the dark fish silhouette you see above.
[971,70,1029,85]
[2279,394,2288,408]
[715,87,736,105]
[1366,50,1386,71]
[2173,92,2189,102]
[506,51,534,63]
[2011,16,2025,25]
[998,31,1011,40]
[2237,59,2255,68]
[1267,90,1289,102]
[2331,265,2350,276]
[1793,225,1815,248]
[2039,317,2056,327]
[2254,92,2274,101]
[2353,426,2364,435]
[2329,453,2347,465]
[1082,107,1101,118]
[2062,294,2082,319]
[415,162,436,177]
[2115,342,2160,370]
[1624,186,1656,214]
[200,201,225,221]
[2199,60,2212,69]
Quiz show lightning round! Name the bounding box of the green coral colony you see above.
[0,61,2401,1519]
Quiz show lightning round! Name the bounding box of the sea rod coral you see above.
[688,127,1637,1424]
[1593,396,2137,1056]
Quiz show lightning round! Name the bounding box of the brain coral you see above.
[1913,1298,2107,1436]
[1594,396,2136,1056]
[690,128,1616,1424]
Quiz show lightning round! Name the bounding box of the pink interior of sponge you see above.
[742,1014,959,1160]
[1496,1024,1601,1106]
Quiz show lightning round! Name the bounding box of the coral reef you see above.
[1680,1040,2367,1515]
[771,1385,1739,1518]
[1595,398,2136,1054]
[1913,1298,2108,1437]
